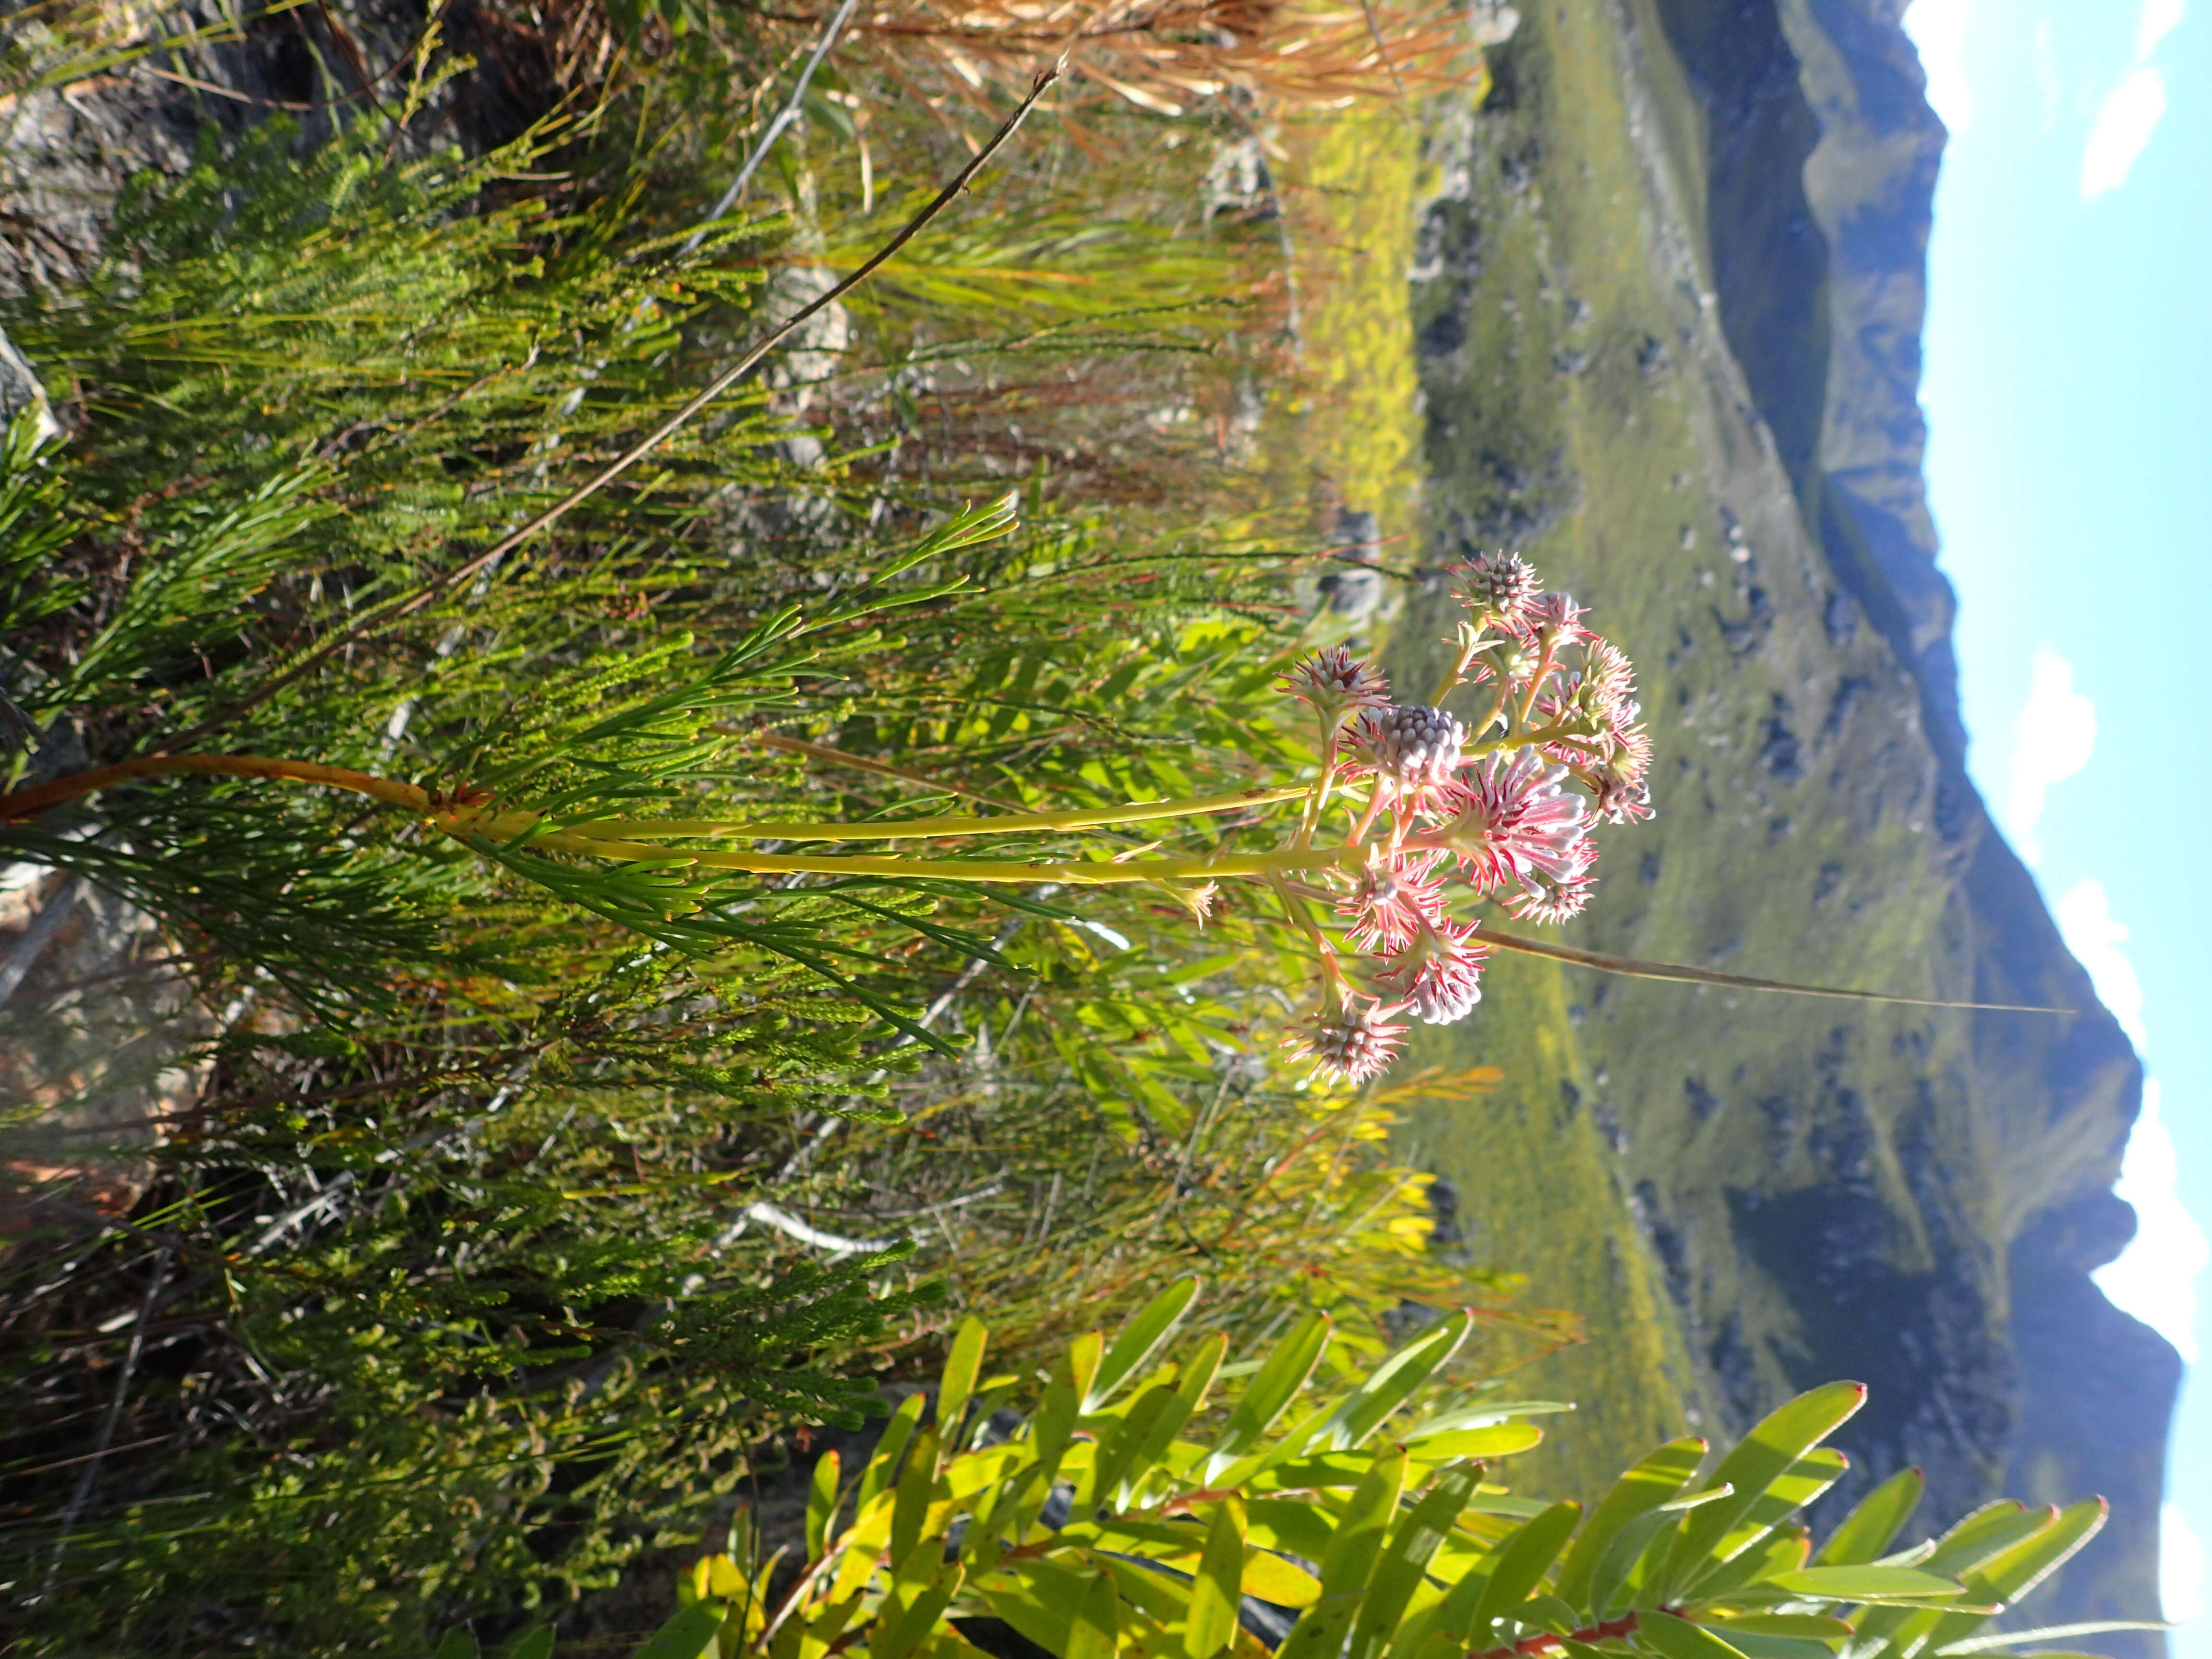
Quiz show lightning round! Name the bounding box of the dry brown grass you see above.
[755,0,1482,119]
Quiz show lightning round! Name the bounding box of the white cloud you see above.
[1903,0,1974,133]
[2139,0,2188,61]
[2055,878,2149,1048]
[2082,64,2169,197]
[2092,1082,2208,1362]
[2165,1503,2207,1624]
[2003,648,2097,864]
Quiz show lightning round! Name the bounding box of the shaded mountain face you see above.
[1392,0,2174,1644]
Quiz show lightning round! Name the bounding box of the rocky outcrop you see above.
[0,0,557,298]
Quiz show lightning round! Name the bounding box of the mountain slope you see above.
[1388,0,2173,1640]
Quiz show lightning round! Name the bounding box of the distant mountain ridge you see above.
[1643,0,2179,1642]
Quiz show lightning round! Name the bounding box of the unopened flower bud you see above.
[1285,998,1409,1084]
[1452,552,1543,630]
[1282,646,1391,731]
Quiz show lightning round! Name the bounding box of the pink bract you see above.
[1284,998,1409,1085]
[1338,850,1449,953]
[1418,750,1592,894]
[1375,917,1491,1025]
[1281,646,1391,726]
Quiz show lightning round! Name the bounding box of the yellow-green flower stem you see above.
[449,816,1359,886]
[0,758,1319,866]
[1516,629,1564,727]
[1265,869,1345,1008]
[545,785,1312,844]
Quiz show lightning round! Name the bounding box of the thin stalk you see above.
[1472,924,2072,1015]
[1272,881,2070,1013]
[0,754,431,823]
[683,0,865,251]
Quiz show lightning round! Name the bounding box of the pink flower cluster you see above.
[1278,553,1654,1084]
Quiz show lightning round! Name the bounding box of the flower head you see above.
[1580,637,1636,705]
[1452,552,1543,632]
[1589,766,1654,825]
[1282,647,1391,731]
[1522,590,1593,644]
[1346,703,1466,803]
[1284,996,1409,1085]
[1376,917,1490,1025]
[1337,848,1448,953]
[1421,750,1592,894]
[1503,847,1599,924]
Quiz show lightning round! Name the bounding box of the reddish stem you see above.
[1473,1611,1644,1659]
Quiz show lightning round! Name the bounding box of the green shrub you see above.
[562,1283,2141,1659]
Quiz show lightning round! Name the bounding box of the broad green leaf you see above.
[1185,1505,1244,1659]
[1658,1384,1867,1601]
[1709,1616,1855,1638]
[1765,1566,1965,1602]
[436,1632,480,1659]
[985,1561,1090,1655]
[1412,1424,1544,1460]
[1815,1468,1924,1567]
[1556,1437,1708,1611]
[807,1451,842,1559]
[938,1319,988,1443]
[1311,1312,1472,1453]
[1276,1450,1410,1659]
[1872,1500,2114,1659]
[635,1603,726,1659]
[1516,1594,1585,1636]
[499,1629,554,1659]
[1610,1512,1685,1616]
[962,1463,1041,1574]
[1387,1552,1493,1659]
[1471,1501,1583,1635]
[1094,1552,1200,1630]
[1246,1498,1339,1562]
[1706,1635,1838,1659]
[1243,1552,1324,1607]
[1248,1453,1402,1493]
[1319,1450,1412,1595]
[1034,1380,1081,1474]
[1208,1313,1331,1472]
[1923,1505,2059,1580]
[1067,1568,1120,1659]
[1935,1621,2174,1656]
[1965,1500,2106,1605]
[877,1560,965,1659]
[1083,1383,1193,1507]
[1407,1401,1577,1438]
[1088,1276,1201,1410]
[1635,1611,1753,1659]
[861,1395,928,1510]
[1684,1526,1810,1602]
[1178,1332,1229,1411]
[1064,1332,1106,1403]
[1346,1463,1486,1659]
[890,1428,941,1569]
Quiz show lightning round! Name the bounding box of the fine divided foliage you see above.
[0,36,1519,1652]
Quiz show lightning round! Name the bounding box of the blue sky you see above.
[1901,0,2210,1645]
